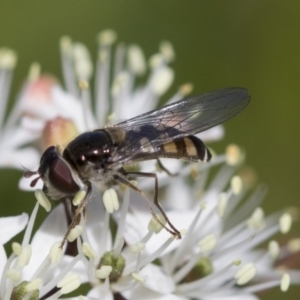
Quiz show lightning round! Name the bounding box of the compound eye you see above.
[48,157,80,194]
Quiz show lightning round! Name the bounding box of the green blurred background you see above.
[0,1,299,299]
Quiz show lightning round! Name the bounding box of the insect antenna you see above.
[22,166,40,187]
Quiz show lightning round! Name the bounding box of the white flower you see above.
[1,31,299,299]
[0,201,82,299]
[0,213,28,275]
[0,48,42,170]
[118,146,300,299]
[39,143,299,299]
[6,29,223,191]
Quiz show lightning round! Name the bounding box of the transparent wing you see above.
[109,88,250,164]
[117,88,249,143]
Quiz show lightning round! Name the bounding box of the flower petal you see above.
[87,286,113,300]
[0,147,40,170]
[23,204,68,277]
[139,264,175,293]
[0,244,7,276]
[0,213,28,244]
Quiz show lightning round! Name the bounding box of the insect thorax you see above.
[62,129,125,181]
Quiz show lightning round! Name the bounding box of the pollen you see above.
[235,263,256,285]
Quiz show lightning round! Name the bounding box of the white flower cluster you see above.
[0,31,299,300]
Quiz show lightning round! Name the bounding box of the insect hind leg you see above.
[156,158,178,177]
[114,170,181,239]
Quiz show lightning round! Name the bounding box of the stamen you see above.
[243,279,281,294]
[279,213,292,234]
[130,242,145,254]
[147,214,166,234]
[128,44,146,76]
[139,236,174,269]
[217,192,228,218]
[113,42,126,78]
[57,273,81,294]
[238,166,257,189]
[207,164,237,194]
[26,278,42,291]
[226,144,243,166]
[0,253,17,296]
[149,53,164,69]
[233,259,242,266]
[78,80,94,130]
[0,48,17,136]
[178,259,241,293]
[111,71,130,118]
[27,62,41,82]
[73,43,93,81]
[169,204,206,273]
[12,242,22,255]
[28,256,51,285]
[35,189,51,212]
[247,207,265,230]
[103,188,119,213]
[95,30,115,127]
[113,237,125,258]
[40,255,80,296]
[6,269,21,282]
[60,36,72,55]
[167,83,194,103]
[49,243,63,264]
[159,41,175,62]
[234,263,256,285]
[100,211,110,257]
[125,236,174,276]
[82,242,97,259]
[198,234,217,253]
[179,83,193,96]
[231,175,243,195]
[280,273,290,292]
[72,190,86,206]
[60,36,79,98]
[149,66,174,96]
[115,186,130,240]
[68,225,83,242]
[140,231,154,244]
[287,238,300,252]
[111,71,129,98]
[97,29,117,46]
[268,240,280,260]
[0,48,17,69]
[18,245,32,268]
[173,251,203,283]
[131,272,144,283]
[95,266,113,279]
[213,233,254,260]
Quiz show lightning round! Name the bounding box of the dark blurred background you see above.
[0,1,299,299]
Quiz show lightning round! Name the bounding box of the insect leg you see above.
[60,184,91,248]
[116,171,181,239]
[156,158,178,177]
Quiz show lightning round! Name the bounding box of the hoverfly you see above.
[25,88,250,243]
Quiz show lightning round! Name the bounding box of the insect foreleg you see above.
[60,184,91,249]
